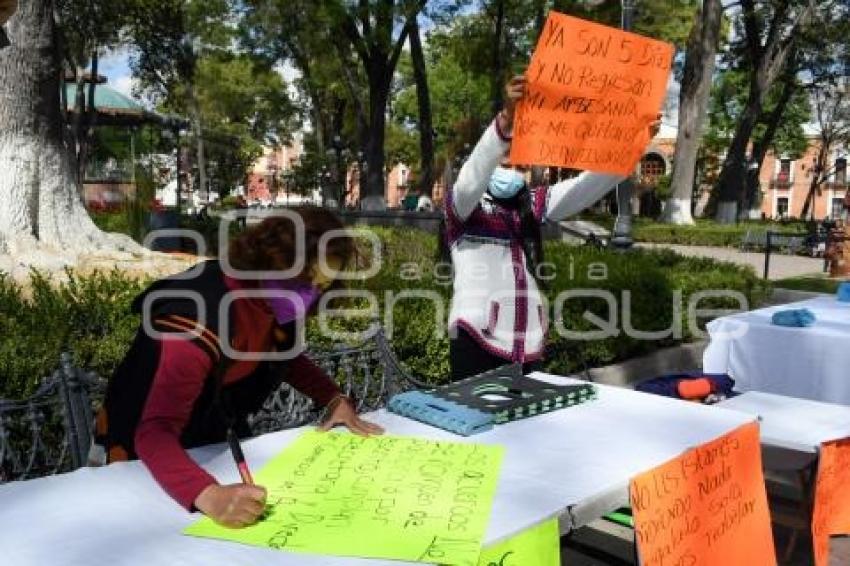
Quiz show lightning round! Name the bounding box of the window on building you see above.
[778,159,792,183]
[832,198,845,219]
[639,154,666,184]
[777,197,789,218]
[836,158,847,185]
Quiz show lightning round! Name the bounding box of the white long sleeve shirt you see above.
[446,119,623,362]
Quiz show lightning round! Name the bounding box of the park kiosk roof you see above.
[63,73,187,130]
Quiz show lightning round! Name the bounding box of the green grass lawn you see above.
[773,276,843,293]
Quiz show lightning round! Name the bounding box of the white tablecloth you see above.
[718,391,850,454]
[0,374,753,566]
[703,296,850,405]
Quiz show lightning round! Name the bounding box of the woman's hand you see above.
[194,483,267,528]
[501,74,528,128]
[318,396,384,436]
[649,112,663,139]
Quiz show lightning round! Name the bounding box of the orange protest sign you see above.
[812,438,850,566]
[510,12,674,176]
[630,421,776,566]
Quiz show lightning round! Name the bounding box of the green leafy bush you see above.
[0,228,769,399]
[0,270,146,398]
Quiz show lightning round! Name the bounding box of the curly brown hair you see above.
[227,207,354,283]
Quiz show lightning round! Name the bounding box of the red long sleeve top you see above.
[134,276,340,510]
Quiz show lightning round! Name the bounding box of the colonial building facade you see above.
[759,142,848,220]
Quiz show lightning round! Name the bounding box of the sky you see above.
[100,48,302,107]
[100,49,136,99]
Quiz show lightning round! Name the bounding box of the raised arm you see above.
[451,76,527,221]
[451,121,511,220]
[545,114,663,222]
[545,172,625,222]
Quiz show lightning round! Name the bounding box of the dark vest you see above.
[97,260,295,461]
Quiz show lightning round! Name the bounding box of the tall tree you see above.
[408,16,435,196]
[742,63,807,217]
[703,66,810,216]
[797,1,850,219]
[713,0,816,222]
[187,54,296,198]
[56,0,127,186]
[488,0,506,114]
[242,0,346,161]
[800,84,850,218]
[0,0,139,273]
[327,0,426,209]
[127,0,233,204]
[661,0,723,225]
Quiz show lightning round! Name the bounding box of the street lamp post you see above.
[611,0,637,250]
[330,135,346,206]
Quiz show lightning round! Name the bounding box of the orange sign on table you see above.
[510,12,674,176]
[629,421,776,566]
[812,438,850,566]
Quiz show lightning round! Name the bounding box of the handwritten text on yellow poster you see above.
[185,431,504,566]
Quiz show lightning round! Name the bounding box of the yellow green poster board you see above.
[477,518,560,566]
[185,431,504,565]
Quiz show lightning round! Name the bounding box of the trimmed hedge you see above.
[582,215,809,248]
[0,227,770,399]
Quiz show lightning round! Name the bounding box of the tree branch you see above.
[337,2,371,66]
[740,0,763,63]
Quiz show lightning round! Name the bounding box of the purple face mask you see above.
[260,279,322,324]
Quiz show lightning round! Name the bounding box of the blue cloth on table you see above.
[771,308,816,327]
[837,281,850,302]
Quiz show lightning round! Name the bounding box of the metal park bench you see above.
[0,325,426,484]
[740,230,769,251]
[741,230,805,255]
[246,324,429,434]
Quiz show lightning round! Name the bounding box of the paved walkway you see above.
[637,243,825,280]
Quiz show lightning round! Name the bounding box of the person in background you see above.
[94,207,382,528]
[402,187,420,211]
[445,74,661,381]
[417,191,435,213]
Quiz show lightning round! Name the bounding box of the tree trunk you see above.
[361,64,389,210]
[533,0,547,41]
[662,0,722,225]
[187,83,207,206]
[744,72,796,218]
[0,0,140,273]
[714,0,814,223]
[490,0,505,116]
[78,49,99,187]
[72,64,85,184]
[714,96,764,223]
[801,143,828,219]
[409,18,434,197]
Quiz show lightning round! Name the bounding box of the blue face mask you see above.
[488,166,525,199]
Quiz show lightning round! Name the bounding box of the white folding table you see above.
[703,296,850,405]
[0,374,754,565]
[716,391,850,561]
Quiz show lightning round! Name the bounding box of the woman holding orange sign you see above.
[445,74,660,381]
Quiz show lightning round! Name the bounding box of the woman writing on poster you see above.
[94,208,383,528]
